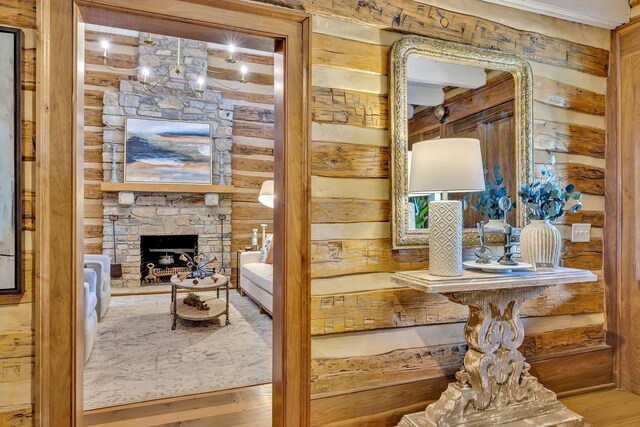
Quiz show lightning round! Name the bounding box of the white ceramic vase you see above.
[520,219,562,270]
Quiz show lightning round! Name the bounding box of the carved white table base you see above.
[392,269,596,427]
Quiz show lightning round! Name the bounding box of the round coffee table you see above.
[170,274,229,330]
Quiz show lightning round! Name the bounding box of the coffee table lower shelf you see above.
[174,298,227,322]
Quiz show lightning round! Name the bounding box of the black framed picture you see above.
[0,26,23,295]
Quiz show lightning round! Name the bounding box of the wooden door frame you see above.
[607,18,640,391]
[36,1,311,425]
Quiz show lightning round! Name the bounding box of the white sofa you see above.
[239,251,273,315]
[84,268,98,363]
[84,254,112,320]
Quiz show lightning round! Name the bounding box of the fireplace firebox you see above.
[140,235,198,285]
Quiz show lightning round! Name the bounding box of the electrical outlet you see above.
[571,224,591,242]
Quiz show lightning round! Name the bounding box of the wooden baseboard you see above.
[310,346,613,426]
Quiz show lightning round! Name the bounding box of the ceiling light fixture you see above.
[99,34,249,99]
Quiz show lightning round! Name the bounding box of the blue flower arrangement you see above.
[464,164,515,220]
[517,152,582,221]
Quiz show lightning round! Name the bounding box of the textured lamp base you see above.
[428,200,462,277]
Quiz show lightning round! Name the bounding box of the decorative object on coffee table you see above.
[183,292,209,310]
[409,138,485,277]
[518,152,582,271]
[393,267,597,427]
[170,273,229,330]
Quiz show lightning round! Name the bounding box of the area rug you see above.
[83,291,272,409]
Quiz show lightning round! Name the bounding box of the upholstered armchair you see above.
[83,268,98,363]
[84,254,112,320]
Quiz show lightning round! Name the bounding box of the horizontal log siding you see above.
[227,55,275,288]
[308,10,608,399]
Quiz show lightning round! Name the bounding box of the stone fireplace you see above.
[103,194,231,287]
[100,32,233,287]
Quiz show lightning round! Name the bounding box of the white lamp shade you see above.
[258,180,275,208]
[408,138,485,195]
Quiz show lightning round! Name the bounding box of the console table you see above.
[392,267,597,427]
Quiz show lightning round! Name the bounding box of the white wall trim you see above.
[480,0,629,29]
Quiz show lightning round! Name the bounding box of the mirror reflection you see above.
[405,56,516,230]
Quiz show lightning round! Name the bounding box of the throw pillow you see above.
[258,234,273,263]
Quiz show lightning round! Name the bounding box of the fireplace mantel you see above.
[100,182,235,194]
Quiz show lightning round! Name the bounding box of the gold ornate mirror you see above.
[390,35,534,249]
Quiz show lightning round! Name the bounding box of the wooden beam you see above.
[311,142,389,178]
[311,239,428,278]
[556,210,605,228]
[0,0,36,29]
[534,76,606,116]
[85,69,134,88]
[297,0,609,77]
[534,163,605,196]
[312,33,389,74]
[310,279,604,335]
[0,405,33,426]
[207,65,274,86]
[85,49,137,68]
[85,29,138,46]
[312,86,388,129]
[534,120,606,158]
[311,198,389,223]
[311,325,605,394]
[233,105,275,123]
[561,240,603,271]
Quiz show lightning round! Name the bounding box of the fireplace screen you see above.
[140,235,198,285]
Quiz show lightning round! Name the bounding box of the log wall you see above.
[0,1,614,426]
[297,1,611,424]
[0,0,37,424]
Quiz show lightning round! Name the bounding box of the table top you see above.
[391,267,597,294]
[170,274,228,290]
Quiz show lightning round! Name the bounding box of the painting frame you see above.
[0,26,23,295]
[123,117,213,184]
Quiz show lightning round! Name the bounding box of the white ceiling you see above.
[480,0,630,29]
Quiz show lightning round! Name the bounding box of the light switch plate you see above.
[571,223,591,242]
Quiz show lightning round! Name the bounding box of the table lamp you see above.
[409,138,485,276]
[258,180,275,208]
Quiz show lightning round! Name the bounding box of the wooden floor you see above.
[84,387,640,426]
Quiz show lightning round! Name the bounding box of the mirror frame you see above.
[390,35,534,249]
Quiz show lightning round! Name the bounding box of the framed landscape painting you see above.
[124,118,212,184]
[0,27,22,295]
